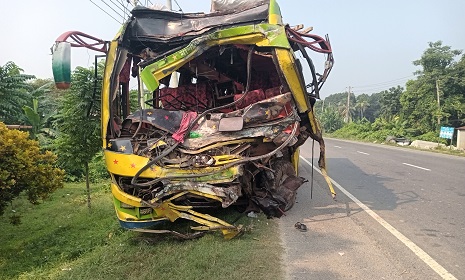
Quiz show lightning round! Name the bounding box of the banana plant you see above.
[23,97,57,147]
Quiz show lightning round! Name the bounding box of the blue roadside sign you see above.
[439,126,454,139]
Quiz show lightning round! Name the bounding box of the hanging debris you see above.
[52,0,335,239]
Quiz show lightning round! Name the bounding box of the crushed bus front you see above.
[53,0,335,239]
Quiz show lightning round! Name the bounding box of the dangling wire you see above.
[311,139,315,199]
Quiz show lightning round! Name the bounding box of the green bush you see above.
[331,118,414,143]
[364,129,392,142]
[332,121,372,140]
[0,122,64,215]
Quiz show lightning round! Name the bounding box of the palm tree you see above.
[0,62,35,124]
[355,99,370,120]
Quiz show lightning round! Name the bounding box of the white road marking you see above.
[300,156,457,280]
[402,163,431,171]
[357,151,370,155]
[334,145,342,149]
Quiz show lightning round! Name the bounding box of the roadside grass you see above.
[0,182,283,280]
[327,134,465,157]
[411,144,465,157]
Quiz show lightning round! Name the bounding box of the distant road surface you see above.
[280,138,465,280]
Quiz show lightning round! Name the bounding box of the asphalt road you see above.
[279,138,465,280]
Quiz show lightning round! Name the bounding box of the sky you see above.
[1,0,464,99]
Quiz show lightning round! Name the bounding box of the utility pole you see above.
[436,79,441,125]
[166,0,172,11]
[346,86,351,123]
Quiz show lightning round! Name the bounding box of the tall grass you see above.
[0,182,283,280]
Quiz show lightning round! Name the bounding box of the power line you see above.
[99,0,126,22]
[108,0,130,18]
[89,0,121,24]
[353,84,406,94]
[121,0,134,8]
[120,0,131,16]
[353,83,408,92]
[353,75,415,89]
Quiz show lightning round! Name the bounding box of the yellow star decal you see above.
[107,143,112,148]
[147,111,153,115]
[119,145,126,152]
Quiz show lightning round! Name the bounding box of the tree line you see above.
[316,41,465,143]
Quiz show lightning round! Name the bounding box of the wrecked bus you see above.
[52,0,335,239]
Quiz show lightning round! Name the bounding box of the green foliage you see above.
[380,86,403,121]
[29,79,61,115]
[413,41,462,76]
[0,182,283,280]
[328,41,464,145]
[400,77,438,134]
[129,89,140,113]
[322,92,353,109]
[317,91,357,124]
[354,95,370,121]
[0,61,35,124]
[363,91,382,122]
[337,93,356,123]
[55,63,104,177]
[20,79,61,148]
[0,65,59,147]
[319,92,382,123]
[320,106,344,133]
[0,122,64,216]
[22,98,40,138]
[371,117,407,137]
[331,116,410,143]
[319,90,383,129]
[331,120,373,141]
[88,151,110,182]
[440,54,465,127]
[402,41,465,133]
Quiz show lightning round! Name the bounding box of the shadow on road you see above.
[278,158,420,279]
[321,157,420,212]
